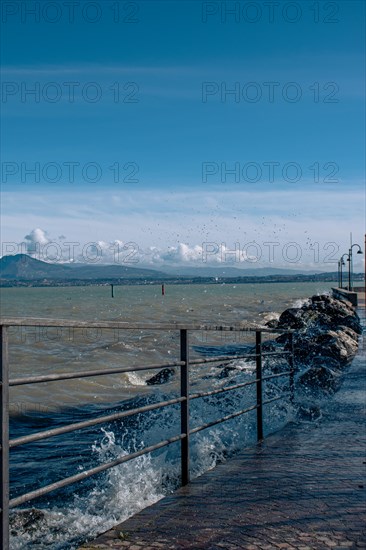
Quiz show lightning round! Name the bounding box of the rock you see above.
[218,365,237,379]
[306,297,361,333]
[338,325,359,341]
[146,368,175,385]
[275,333,291,345]
[288,331,355,368]
[313,331,353,363]
[334,329,359,357]
[299,366,340,394]
[265,319,279,329]
[309,356,344,371]
[275,295,360,375]
[339,314,362,334]
[10,508,46,535]
[278,308,307,329]
[296,403,322,421]
[261,340,281,353]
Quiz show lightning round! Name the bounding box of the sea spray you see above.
[10,377,291,549]
[10,291,359,549]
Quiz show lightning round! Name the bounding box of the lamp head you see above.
[357,249,363,254]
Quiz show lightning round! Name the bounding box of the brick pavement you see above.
[80,307,366,550]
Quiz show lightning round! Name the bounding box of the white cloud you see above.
[24,227,50,253]
[1,186,364,270]
[2,228,363,273]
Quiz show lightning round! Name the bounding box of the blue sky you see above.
[1,0,365,270]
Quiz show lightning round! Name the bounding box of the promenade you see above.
[81,301,366,550]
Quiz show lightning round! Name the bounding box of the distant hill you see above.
[0,254,70,279]
[0,254,168,281]
[162,266,322,277]
[0,254,362,288]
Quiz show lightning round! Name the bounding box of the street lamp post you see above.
[348,244,363,291]
[339,253,349,289]
[338,260,341,287]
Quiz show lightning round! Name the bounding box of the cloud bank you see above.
[2,226,364,273]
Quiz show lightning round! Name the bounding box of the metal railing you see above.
[0,318,295,549]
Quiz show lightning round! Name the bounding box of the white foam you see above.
[10,372,292,549]
[126,372,146,386]
[291,297,311,309]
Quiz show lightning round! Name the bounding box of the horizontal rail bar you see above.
[262,393,291,406]
[261,351,292,357]
[0,317,293,333]
[189,354,254,365]
[9,361,184,386]
[190,404,258,435]
[190,392,291,437]
[9,397,186,449]
[8,389,292,451]
[8,352,291,387]
[9,433,185,508]
[1,314,296,535]
[189,350,291,367]
[190,379,258,400]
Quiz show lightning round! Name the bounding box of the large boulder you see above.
[337,315,363,334]
[309,356,342,371]
[278,295,361,332]
[275,295,361,372]
[298,365,340,394]
[278,308,308,329]
[290,328,358,367]
[338,325,359,342]
[146,368,175,385]
[312,330,358,363]
[333,329,359,357]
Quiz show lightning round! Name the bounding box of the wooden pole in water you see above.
[111,284,114,298]
[162,284,165,296]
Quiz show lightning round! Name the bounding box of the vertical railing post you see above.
[289,332,295,405]
[1,326,9,550]
[180,329,190,486]
[256,330,264,442]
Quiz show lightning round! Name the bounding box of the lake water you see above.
[0,281,335,549]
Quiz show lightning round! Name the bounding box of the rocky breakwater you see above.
[146,295,362,395]
[269,294,362,395]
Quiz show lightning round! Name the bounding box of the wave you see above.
[9,293,361,549]
[9,360,293,549]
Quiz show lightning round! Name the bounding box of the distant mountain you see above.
[1,254,361,288]
[162,266,322,277]
[0,254,70,279]
[0,254,168,280]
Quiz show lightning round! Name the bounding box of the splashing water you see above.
[10,363,294,549]
[5,283,339,549]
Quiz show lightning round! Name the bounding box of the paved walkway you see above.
[81,305,366,550]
